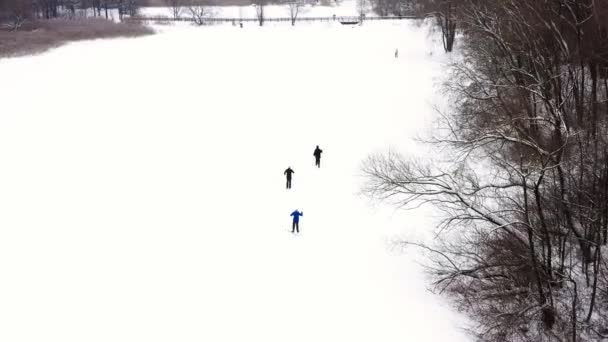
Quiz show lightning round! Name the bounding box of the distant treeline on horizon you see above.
[142,0,311,6]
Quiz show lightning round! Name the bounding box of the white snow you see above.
[0,19,469,342]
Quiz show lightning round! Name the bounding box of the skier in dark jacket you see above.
[284,167,295,189]
[290,210,303,233]
[313,145,323,168]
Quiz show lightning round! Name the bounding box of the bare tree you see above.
[189,0,215,25]
[370,0,389,16]
[166,0,183,19]
[31,0,59,19]
[63,0,78,18]
[1,0,31,30]
[409,0,458,52]
[124,0,140,17]
[284,0,306,26]
[434,0,456,52]
[76,0,92,17]
[253,0,266,26]
[356,0,369,23]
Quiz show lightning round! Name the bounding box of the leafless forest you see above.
[0,1,143,29]
[0,1,152,57]
[364,1,608,341]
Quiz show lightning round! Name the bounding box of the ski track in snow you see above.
[0,20,470,342]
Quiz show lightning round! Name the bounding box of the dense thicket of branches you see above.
[0,0,140,27]
[369,0,414,17]
[364,0,608,340]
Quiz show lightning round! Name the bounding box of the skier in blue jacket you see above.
[290,210,303,233]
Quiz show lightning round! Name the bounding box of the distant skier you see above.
[313,145,323,168]
[395,48,399,58]
[284,167,295,189]
[290,210,303,233]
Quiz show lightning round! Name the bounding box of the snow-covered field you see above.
[0,20,469,342]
